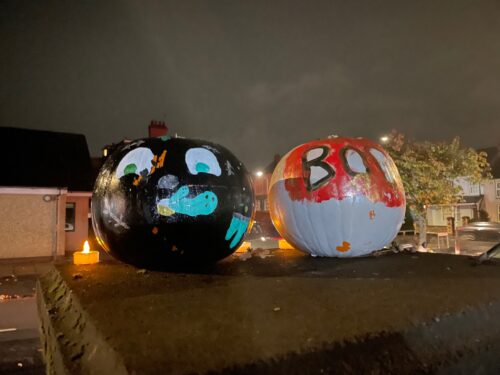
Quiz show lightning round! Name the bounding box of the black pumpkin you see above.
[91,137,255,268]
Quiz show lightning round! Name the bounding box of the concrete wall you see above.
[65,195,91,252]
[0,188,66,259]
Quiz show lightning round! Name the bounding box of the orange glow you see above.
[236,241,251,253]
[74,240,99,265]
[278,239,295,250]
[95,235,109,252]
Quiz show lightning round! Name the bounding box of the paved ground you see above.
[0,259,53,279]
[0,259,53,375]
[1,236,495,375]
[39,249,500,374]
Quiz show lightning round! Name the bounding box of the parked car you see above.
[455,222,500,256]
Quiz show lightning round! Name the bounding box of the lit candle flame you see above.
[83,240,90,254]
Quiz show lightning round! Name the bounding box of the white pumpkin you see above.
[269,137,406,257]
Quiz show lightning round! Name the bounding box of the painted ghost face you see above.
[92,137,254,268]
[269,137,406,257]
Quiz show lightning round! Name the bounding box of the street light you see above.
[255,170,264,177]
[380,135,389,144]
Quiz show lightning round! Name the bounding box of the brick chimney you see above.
[148,120,168,138]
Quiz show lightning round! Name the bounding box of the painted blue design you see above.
[159,135,171,141]
[225,213,250,248]
[157,186,218,217]
[195,162,210,174]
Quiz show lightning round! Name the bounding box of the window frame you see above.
[65,202,76,232]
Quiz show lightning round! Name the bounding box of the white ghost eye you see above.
[344,149,367,174]
[185,147,221,176]
[116,147,154,178]
[370,148,395,182]
[306,148,324,162]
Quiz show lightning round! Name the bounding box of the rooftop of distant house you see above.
[0,127,93,191]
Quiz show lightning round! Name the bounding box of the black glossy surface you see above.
[92,137,254,268]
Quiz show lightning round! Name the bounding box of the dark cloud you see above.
[1,0,499,170]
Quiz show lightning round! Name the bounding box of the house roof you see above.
[481,146,500,179]
[460,195,483,204]
[0,127,93,191]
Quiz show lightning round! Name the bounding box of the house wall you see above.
[426,206,454,227]
[483,179,500,222]
[0,188,66,259]
[457,206,475,223]
[56,193,67,255]
[426,206,444,226]
[253,173,271,212]
[426,204,477,228]
[454,177,483,196]
[65,195,91,251]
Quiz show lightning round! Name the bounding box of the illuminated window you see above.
[496,181,500,199]
[498,205,500,221]
[65,203,76,232]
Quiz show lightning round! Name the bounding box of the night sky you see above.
[1,0,499,169]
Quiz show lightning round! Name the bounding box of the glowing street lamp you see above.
[380,135,389,144]
[255,170,264,177]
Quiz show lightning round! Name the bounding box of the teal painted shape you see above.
[225,213,250,248]
[157,186,218,217]
[195,162,210,174]
[159,135,171,141]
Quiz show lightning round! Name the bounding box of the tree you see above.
[384,131,491,247]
